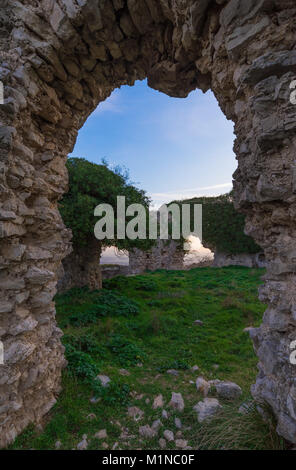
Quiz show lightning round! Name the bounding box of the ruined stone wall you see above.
[57,239,102,292]
[129,240,185,274]
[213,252,267,268]
[1,0,296,447]
[101,263,129,280]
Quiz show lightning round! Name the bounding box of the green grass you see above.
[10,267,284,450]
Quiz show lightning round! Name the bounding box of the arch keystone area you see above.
[1,0,296,447]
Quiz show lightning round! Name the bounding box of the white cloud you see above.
[149,183,232,208]
[152,183,232,198]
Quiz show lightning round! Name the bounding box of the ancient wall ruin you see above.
[1,0,296,447]
[129,240,185,274]
[213,251,267,268]
[57,239,102,292]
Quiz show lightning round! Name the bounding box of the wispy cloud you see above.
[150,183,232,208]
[152,183,232,199]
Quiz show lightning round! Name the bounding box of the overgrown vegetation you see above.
[59,157,154,251]
[175,192,261,254]
[11,267,284,451]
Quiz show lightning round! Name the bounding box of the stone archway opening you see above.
[1,0,296,448]
[65,78,234,278]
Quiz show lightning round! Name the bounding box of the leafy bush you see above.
[157,359,190,372]
[59,289,140,327]
[175,192,261,255]
[91,381,130,407]
[65,344,99,381]
[97,290,140,317]
[67,310,99,327]
[107,334,146,366]
[132,276,157,291]
[63,333,103,356]
[59,157,153,251]
[103,275,157,292]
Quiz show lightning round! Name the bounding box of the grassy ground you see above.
[11,267,284,450]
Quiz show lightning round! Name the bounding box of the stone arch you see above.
[1,0,296,447]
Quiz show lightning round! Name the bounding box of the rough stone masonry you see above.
[0,0,296,447]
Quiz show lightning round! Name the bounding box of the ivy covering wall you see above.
[59,157,153,252]
[176,192,261,255]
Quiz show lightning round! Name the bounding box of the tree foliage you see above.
[176,192,261,255]
[59,157,153,250]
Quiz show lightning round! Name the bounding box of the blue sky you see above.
[70,79,236,207]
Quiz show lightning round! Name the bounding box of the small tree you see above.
[59,157,152,290]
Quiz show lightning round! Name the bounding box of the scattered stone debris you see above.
[94,429,107,439]
[86,413,96,420]
[112,442,119,450]
[243,327,254,333]
[169,392,185,412]
[162,409,168,420]
[77,434,88,450]
[215,381,242,400]
[159,438,166,449]
[239,401,253,415]
[167,369,179,376]
[256,405,272,424]
[194,398,222,423]
[55,441,62,449]
[213,364,219,370]
[120,428,135,440]
[135,394,144,400]
[137,363,143,368]
[128,406,144,422]
[191,365,199,372]
[209,379,221,387]
[175,417,182,429]
[175,439,188,449]
[196,377,210,397]
[145,398,150,405]
[90,397,101,404]
[139,425,157,439]
[151,419,162,431]
[96,375,111,387]
[163,430,174,442]
[193,320,203,326]
[119,369,130,376]
[102,443,108,449]
[152,394,164,409]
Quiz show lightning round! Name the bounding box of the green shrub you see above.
[63,333,103,356]
[132,276,157,291]
[175,192,261,255]
[59,289,140,327]
[59,158,152,251]
[65,344,99,381]
[107,334,146,366]
[91,381,131,407]
[157,359,190,372]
